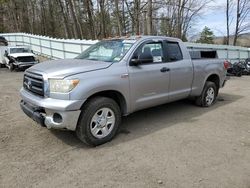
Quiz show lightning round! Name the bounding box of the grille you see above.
[16,56,35,62]
[23,71,44,96]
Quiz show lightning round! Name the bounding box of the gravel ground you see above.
[0,67,250,188]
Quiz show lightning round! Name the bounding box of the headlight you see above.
[49,79,79,93]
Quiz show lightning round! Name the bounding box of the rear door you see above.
[128,40,170,111]
[164,41,193,101]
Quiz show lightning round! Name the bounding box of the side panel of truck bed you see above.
[190,59,226,96]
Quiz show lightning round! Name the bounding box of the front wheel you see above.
[8,62,15,71]
[0,63,5,68]
[76,97,121,146]
[195,81,218,107]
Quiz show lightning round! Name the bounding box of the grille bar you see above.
[24,75,43,84]
[23,71,44,96]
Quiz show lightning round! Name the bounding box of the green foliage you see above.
[196,26,215,44]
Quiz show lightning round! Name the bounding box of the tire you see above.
[0,63,5,68]
[195,81,218,107]
[76,97,121,146]
[9,62,14,71]
[236,72,242,77]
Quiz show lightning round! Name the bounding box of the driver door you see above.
[127,40,170,112]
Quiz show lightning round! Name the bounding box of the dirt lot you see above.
[0,68,250,188]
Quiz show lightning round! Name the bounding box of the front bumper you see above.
[20,88,84,130]
[14,62,37,68]
[20,100,45,126]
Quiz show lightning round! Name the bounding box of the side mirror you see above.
[130,58,140,66]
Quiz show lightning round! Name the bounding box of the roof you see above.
[102,35,181,42]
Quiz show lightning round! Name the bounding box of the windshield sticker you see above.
[153,56,162,63]
[123,40,136,44]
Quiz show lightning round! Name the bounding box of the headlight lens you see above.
[49,79,79,93]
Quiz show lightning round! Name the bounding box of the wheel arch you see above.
[205,74,220,91]
[81,90,128,116]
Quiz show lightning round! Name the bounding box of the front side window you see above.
[76,39,135,62]
[133,42,164,64]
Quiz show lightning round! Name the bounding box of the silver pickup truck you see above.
[20,36,228,146]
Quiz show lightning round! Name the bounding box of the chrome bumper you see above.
[20,87,84,111]
[14,62,37,68]
[20,88,84,130]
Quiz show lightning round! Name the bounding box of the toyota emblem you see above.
[27,80,32,89]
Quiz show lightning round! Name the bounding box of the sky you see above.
[198,11,228,36]
[192,0,235,37]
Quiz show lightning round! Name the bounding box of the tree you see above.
[196,26,214,44]
[233,0,250,45]
[226,0,234,45]
[0,0,211,40]
[147,0,152,35]
[159,0,211,40]
[67,0,83,39]
[114,0,122,36]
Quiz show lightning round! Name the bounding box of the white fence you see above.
[1,33,250,61]
[1,33,98,59]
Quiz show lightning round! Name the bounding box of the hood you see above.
[10,53,35,58]
[28,59,112,78]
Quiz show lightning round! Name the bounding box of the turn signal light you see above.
[223,61,230,70]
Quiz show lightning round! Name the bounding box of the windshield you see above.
[10,47,31,54]
[76,39,135,62]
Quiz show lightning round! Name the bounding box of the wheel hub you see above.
[97,117,107,127]
[206,87,215,105]
[90,107,116,139]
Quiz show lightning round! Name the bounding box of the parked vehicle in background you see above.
[227,59,250,76]
[0,36,8,46]
[227,61,244,77]
[244,58,250,75]
[20,36,228,146]
[0,46,38,71]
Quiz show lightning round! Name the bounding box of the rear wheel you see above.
[76,97,121,146]
[195,81,218,107]
[236,71,242,77]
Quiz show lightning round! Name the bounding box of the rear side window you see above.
[166,42,183,62]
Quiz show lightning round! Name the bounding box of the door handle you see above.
[160,67,170,72]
